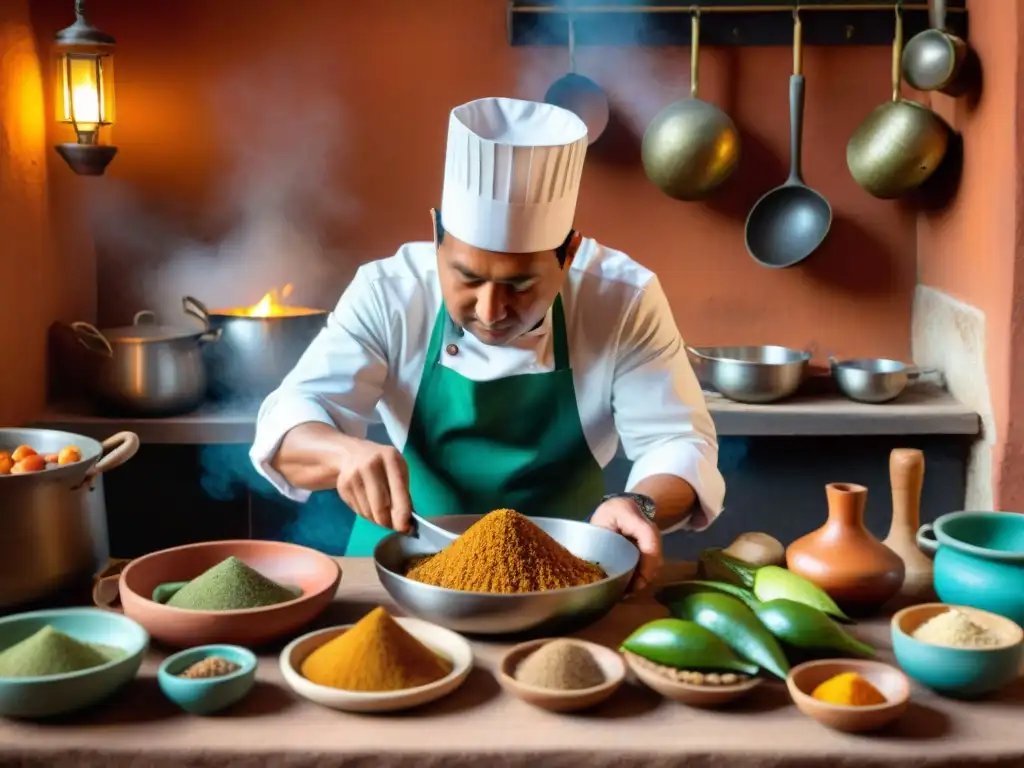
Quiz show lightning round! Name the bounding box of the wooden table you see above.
[0,559,1021,767]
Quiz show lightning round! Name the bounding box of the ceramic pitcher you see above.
[786,482,906,616]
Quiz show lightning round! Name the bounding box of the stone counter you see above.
[0,560,1020,768]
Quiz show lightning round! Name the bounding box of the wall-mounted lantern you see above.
[54,0,117,176]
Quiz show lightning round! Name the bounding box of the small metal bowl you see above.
[830,358,936,404]
[373,515,639,638]
[686,345,812,404]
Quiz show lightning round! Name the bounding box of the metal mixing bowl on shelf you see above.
[830,357,938,404]
[373,514,639,637]
[686,345,812,404]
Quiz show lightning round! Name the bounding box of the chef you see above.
[250,96,725,590]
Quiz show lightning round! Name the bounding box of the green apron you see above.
[343,294,607,555]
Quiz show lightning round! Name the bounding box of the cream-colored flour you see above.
[912,608,1002,648]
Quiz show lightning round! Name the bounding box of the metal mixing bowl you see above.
[373,515,639,637]
[686,345,811,404]
[831,358,931,404]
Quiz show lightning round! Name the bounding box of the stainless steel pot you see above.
[72,306,220,417]
[830,357,939,404]
[686,345,812,404]
[0,428,139,608]
[183,296,328,402]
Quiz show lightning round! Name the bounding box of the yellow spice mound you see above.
[299,606,452,692]
[811,672,887,707]
[405,508,606,593]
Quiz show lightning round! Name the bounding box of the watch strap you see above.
[602,492,656,521]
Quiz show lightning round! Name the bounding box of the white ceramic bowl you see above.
[279,617,473,713]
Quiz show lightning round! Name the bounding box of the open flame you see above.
[219,284,324,318]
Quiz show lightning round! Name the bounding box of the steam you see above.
[513,0,678,136]
[88,57,358,323]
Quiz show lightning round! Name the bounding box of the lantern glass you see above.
[55,47,114,143]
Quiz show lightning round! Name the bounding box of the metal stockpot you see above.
[0,428,139,608]
[72,306,220,417]
[183,296,328,402]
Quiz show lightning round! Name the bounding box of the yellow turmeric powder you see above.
[300,606,452,692]
[811,672,887,707]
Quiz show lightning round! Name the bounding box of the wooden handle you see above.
[890,448,924,527]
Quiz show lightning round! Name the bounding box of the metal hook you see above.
[690,4,701,20]
[567,14,577,73]
[74,0,86,19]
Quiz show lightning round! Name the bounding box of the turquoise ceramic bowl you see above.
[917,511,1024,625]
[157,644,257,715]
[891,603,1024,698]
[0,607,148,718]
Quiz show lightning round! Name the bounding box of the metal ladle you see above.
[641,9,740,201]
[744,8,831,268]
[847,3,950,199]
[408,511,458,550]
[901,0,968,96]
[544,12,609,144]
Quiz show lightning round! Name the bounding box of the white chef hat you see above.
[440,97,589,254]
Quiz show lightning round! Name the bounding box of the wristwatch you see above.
[602,492,657,522]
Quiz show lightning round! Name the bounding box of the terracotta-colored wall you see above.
[916,0,1024,509]
[29,0,916,361]
[0,0,54,425]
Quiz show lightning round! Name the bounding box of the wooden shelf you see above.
[507,1,969,47]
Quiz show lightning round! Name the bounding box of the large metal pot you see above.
[0,428,139,608]
[183,296,328,402]
[71,306,220,417]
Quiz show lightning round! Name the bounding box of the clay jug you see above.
[786,483,905,617]
[882,448,935,608]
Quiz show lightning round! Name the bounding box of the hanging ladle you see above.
[544,11,609,144]
[901,0,969,96]
[744,7,831,268]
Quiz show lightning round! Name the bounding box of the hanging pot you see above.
[641,9,740,201]
[847,3,950,200]
[543,13,609,144]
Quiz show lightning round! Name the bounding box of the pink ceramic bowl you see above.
[93,540,341,648]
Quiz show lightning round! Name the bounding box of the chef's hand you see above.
[590,498,663,593]
[334,441,414,533]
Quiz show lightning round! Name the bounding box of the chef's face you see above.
[433,210,581,346]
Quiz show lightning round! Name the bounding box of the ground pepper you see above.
[300,606,452,692]
[515,639,606,690]
[811,672,887,706]
[405,508,606,593]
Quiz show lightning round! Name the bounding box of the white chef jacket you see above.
[250,237,725,533]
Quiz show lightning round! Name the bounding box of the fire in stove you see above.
[218,284,324,318]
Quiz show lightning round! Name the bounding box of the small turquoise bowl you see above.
[157,645,257,715]
[891,603,1024,699]
[0,607,149,718]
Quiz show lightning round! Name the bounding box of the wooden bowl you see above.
[623,651,762,708]
[279,618,473,713]
[786,659,910,733]
[92,540,341,648]
[498,638,626,713]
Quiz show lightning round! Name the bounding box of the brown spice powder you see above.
[405,509,605,593]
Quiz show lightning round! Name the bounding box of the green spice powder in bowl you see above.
[0,607,148,718]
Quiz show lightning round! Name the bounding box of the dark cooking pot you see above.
[183,296,328,402]
[0,428,139,608]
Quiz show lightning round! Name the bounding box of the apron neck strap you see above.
[432,294,571,371]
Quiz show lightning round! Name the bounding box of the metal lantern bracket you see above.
[54,0,118,177]
[507,1,968,47]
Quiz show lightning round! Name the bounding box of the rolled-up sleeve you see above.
[249,267,390,502]
[612,276,725,533]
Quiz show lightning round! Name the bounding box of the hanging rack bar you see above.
[507,0,968,47]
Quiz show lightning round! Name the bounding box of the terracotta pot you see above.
[882,449,935,609]
[786,483,905,616]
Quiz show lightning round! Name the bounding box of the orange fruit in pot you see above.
[0,456,12,475]
[11,445,37,462]
[12,455,46,473]
[58,446,82,464]
[43,453,59,463]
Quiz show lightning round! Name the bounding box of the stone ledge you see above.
[33,384,980,445]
